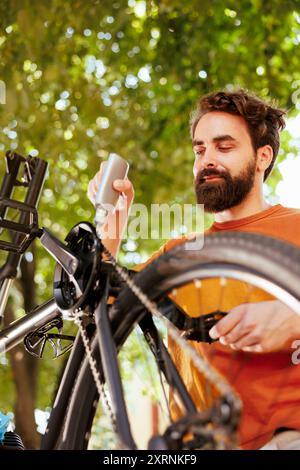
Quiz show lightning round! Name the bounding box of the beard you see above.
[194,159,257,213]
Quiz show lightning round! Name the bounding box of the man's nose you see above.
[201,147,218,169]
[194,148,218,175]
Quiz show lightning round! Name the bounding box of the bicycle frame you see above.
[0,151,233,450]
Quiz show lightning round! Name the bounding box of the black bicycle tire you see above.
[55,231,300,449]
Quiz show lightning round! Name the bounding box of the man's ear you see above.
[256,145,273,175]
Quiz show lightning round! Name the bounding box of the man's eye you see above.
[219,146,233,151]
[195,149,205,156]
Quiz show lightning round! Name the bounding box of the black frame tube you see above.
[94,280,136,450]
[139,314,197,414]
[0,151,24,217]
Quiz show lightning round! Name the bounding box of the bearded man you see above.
[88,89,300,450]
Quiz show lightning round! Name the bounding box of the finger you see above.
[89,162,109,196]
[115,194,128,211]
[87,169,105,204]
[98,160,108,177]
[241,345,263,353]
[231,331,262,350]
[89,182,98,202]
[220,321,253,345]
[94,162,108,188]
[113,179,133,194]
[87,179,96,204]
[209,306,245,339]
[220,330,254,351]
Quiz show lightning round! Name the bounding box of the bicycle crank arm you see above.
[39,228,80,276]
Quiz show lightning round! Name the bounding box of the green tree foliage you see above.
[0,0,300,445]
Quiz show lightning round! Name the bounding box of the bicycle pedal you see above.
[183,329,217,343]
[183,311,227,344]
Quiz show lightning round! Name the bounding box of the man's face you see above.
[192,111,257,213]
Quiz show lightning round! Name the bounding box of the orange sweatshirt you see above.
[136,204,300,449]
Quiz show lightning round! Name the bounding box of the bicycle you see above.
[0,150,300,450]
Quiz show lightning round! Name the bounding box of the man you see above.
[88,89,300,449]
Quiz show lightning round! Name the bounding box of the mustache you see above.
[196,169,229,182]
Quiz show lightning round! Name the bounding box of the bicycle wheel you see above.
[52,231,300,450]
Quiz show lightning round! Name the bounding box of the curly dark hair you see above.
[190,89,286,181]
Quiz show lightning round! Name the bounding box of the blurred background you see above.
[0,0,300,448]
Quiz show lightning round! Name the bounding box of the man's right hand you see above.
[87,161,135,257]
